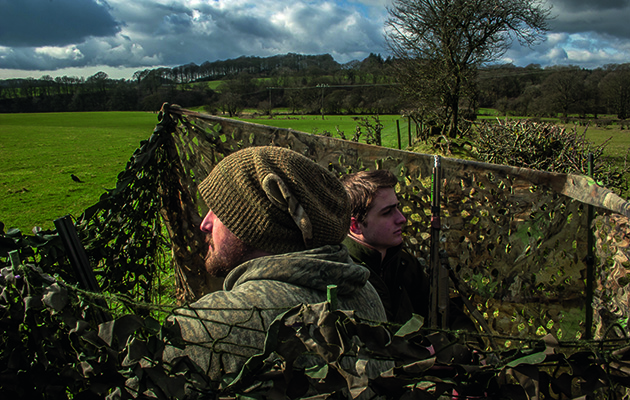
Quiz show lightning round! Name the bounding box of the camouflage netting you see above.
[162,104,630,342]
[3,103,630,399]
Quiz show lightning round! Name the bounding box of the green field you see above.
[1,111,413,233]
[0,112,159,232]
[564,122,630,160]
[235,114,414,149]
[2,110,629,233]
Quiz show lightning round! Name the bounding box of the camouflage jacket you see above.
[165,244,387,382]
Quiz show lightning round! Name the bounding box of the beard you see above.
[204,232,254,277]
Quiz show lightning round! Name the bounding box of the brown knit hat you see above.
[198,146,350,254]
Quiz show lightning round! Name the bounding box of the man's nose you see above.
[396,209,407,224]
[200,211,215,233]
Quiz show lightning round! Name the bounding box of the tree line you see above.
[3,52,630,124]
[0,53,398,114]
[479,63,630,121]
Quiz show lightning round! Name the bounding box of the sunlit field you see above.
[0,112,158,232]
[235,113,414,149]
[2,109,628,233]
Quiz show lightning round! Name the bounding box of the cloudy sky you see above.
[0,0,629,80]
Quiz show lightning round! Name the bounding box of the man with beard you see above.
[165,146,388,384]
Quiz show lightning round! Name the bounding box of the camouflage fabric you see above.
[165,244,387,382]
[162,105,630,340]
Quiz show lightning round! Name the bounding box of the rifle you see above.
[54,215,111,324]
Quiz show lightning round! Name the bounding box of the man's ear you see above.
[349,217,363,235]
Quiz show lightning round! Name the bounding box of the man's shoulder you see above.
[399,247,417,262]
[343,236,378,260]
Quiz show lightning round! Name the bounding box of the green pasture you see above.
[0,112,159,233]
[181,80,224,91]
[563,121,630,161]
[235,114,414,149]
[2,110,629,233]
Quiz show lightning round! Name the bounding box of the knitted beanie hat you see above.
[198,146,350,254]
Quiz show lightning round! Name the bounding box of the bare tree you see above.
[385,0,551,137]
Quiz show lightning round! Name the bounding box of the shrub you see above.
[472,119,630,197]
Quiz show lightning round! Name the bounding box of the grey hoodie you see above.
[166,244,387,381]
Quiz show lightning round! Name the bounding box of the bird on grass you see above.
[71,174,83,183]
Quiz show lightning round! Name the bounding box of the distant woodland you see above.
[2,52,630,121]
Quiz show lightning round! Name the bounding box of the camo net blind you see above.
[5,104,630,398]
[161,104,630,343]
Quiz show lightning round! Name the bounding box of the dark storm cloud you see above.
[0,1,400,77]
[492,0,630,69]
[549,0,630,38]
[134,2,288,66]
[552,0,627,11]
[159,13,195,35]
[0,0,121,47]
[227,15,281,39]
[132,1,385,67]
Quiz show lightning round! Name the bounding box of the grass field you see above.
[235,113,414,149]
[565,122,630,160]
[2,110,629,233]
[0,112,159,233]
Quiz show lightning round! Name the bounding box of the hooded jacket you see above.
[166,244,387,381]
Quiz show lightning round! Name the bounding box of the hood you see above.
[223,244,370,296]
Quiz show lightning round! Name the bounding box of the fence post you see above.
[585,153,595,339]
[396,119,401,150]
[408,116,412,147]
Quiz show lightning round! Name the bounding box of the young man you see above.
[165,146,388,382]
[340,170,430,324]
